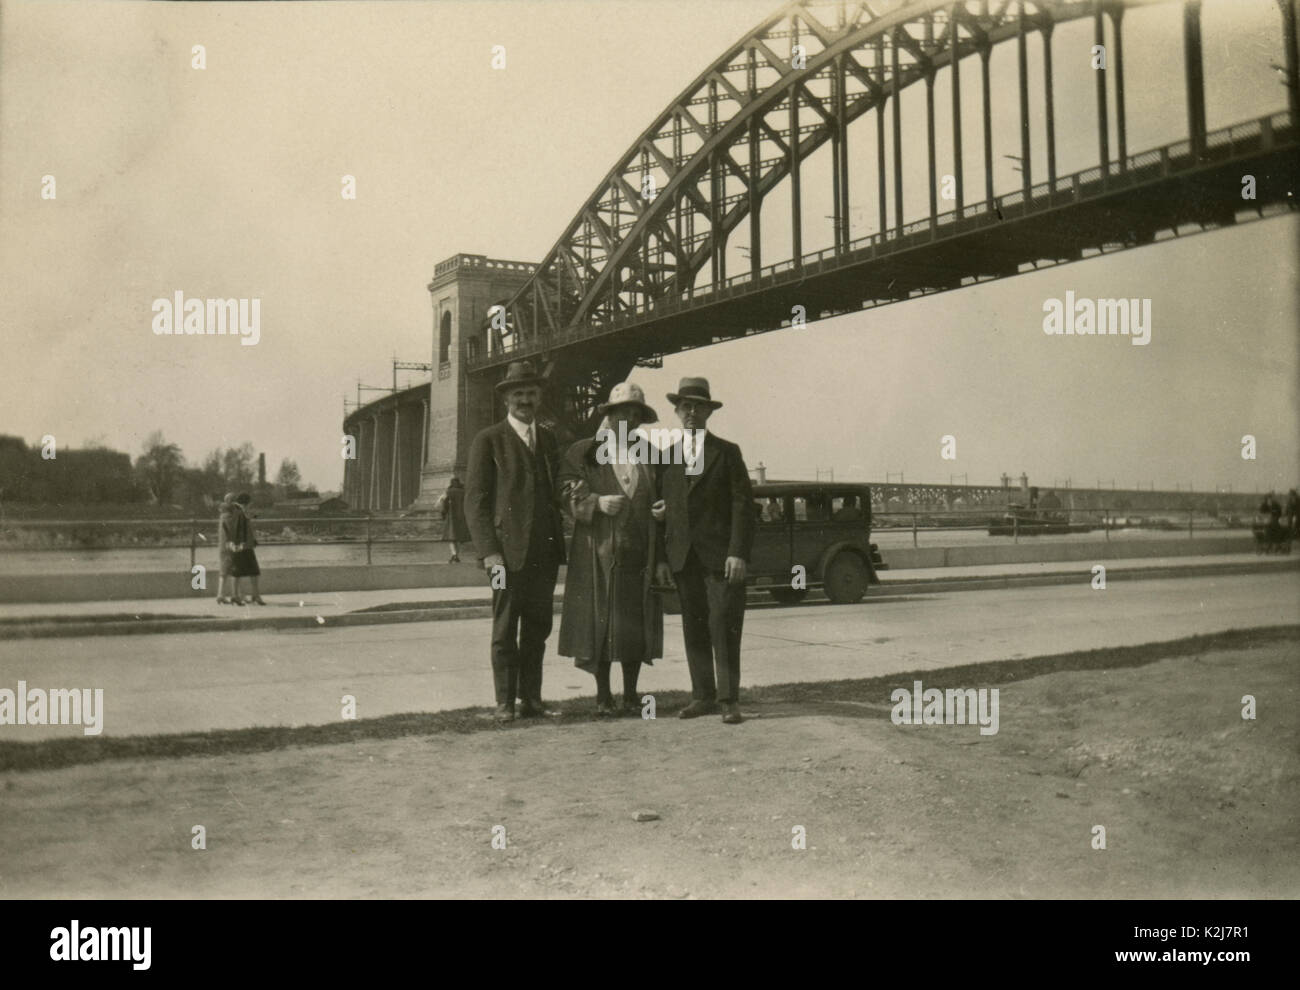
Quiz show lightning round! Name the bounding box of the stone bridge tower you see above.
[413,253,538,509]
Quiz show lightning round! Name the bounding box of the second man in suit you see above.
[465,360,566,722]
[652,377,754,724]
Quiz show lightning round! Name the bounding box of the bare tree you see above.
[135,431,184,505]
[221,443,257,487]
[275,458,302,492]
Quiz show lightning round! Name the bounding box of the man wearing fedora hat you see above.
[464,359,566,722]
[651,376,754,724]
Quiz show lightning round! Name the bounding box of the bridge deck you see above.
[468,110,1297,373]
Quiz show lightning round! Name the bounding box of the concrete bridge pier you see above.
[412,254,539,509]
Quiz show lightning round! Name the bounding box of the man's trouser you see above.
[674,548,745,704]
[490,556,559,706]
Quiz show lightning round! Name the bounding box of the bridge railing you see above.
[871,505,1270,549]
[468,110,1295,369]
[0,514,442,569]
[0,505,1269,572]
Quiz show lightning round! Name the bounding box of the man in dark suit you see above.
[465,360,566,722]
[651,377,754,724]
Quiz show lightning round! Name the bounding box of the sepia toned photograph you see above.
[1,0,1297,920]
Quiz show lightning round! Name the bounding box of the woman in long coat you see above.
[231,492,266,605]
[439,476,471,563]
[557,383,664,716]
[216,493,239,604]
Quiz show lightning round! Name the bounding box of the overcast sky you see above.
[2,0,1296,495]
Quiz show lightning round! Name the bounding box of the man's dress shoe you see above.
[518,700,550,718]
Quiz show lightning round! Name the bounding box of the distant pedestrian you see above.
[216,492,239,604]
[1286,489,1300,540]
[231,492,266,605]
[1259,491,1282,521]
[1254,491,1286,553]
[438,476,471,563]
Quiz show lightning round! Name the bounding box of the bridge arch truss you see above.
[468,0,1299,431]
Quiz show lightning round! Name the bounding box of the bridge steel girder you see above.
[1184,0,1208,160]
[1283,0,1300,120]
[1095,1,1109,177]
[486,0,1190,361]
[545,130,1293,364]
[470,0,1293,427]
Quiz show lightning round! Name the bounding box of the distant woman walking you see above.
[231,492,266,605]
[216,493,239,604]
[438,475,471,564]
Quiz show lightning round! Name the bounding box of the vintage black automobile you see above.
[747,482,886,604]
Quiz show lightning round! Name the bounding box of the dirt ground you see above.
[1,639,1296,899]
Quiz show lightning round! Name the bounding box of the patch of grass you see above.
[1,624,1295,775]
[0,613,206,627]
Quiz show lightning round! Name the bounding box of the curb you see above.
[870,557,1298,595]
[2,557,1295,641]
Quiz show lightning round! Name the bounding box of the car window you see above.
[791,494,832,522]
[830,495,864,522]
[782,492,872,523]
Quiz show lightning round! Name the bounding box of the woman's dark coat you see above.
[556,436,664,672]
[230,505,260,577]
[440,483,471,543]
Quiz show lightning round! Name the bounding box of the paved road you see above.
[1,571,1295,740]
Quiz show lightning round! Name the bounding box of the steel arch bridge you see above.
[463,0,1298,436]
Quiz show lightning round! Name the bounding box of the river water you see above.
[0,526,1232,575]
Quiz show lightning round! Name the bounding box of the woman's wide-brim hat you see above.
[596,381,658,423]
[495,359,546,393]
[666,376,722,409]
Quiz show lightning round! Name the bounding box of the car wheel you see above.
[768,587,808,605]
[824,552,869,604]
